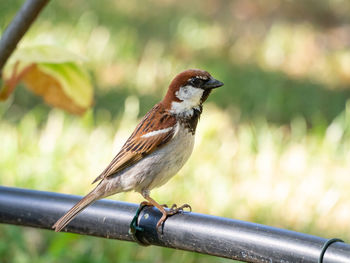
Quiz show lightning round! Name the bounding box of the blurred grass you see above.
[1,0,350,262]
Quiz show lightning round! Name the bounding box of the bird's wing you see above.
[92,104,177,183]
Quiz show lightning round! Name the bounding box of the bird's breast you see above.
[117,122,194,191]
[144,122,195,190]
[106,122,195,193]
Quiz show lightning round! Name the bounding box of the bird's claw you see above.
[168,203,192,215]
[154,203,192,232]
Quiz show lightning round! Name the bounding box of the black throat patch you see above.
[178,105,203,135]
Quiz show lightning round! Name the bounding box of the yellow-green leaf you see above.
[1,45,93,115]
[38,63,93,109]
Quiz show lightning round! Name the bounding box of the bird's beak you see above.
[202,77,224,89]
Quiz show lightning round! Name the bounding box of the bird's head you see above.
[162,69,223,116]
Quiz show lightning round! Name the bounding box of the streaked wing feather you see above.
[92,104,176,183]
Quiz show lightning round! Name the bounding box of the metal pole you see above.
[0,186,349,262]
[0,0,50,74]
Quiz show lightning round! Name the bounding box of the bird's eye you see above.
[190,78,202,87]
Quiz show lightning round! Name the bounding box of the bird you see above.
[52,69,223,232]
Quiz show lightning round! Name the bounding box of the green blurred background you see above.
[1,0,350,262]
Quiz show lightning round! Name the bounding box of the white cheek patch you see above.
[141,127,173,138]
[170,85,204,116]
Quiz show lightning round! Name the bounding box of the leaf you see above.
[22,63,92,115]
[1,45,93,115]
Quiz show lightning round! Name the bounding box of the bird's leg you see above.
[141,192,168,229]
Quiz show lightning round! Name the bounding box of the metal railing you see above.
[0,186,349,262]
[0,0,50,74]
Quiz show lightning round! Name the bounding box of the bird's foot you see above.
[167,203,192,215]
[139,194,192,232]
[155,203,192,230]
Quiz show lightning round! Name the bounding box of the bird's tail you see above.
[52,189,100,232]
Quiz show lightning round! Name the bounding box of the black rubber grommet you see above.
[129,204,149,246]
[318,238,344,263]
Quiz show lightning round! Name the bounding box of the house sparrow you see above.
[53,69,223,232]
